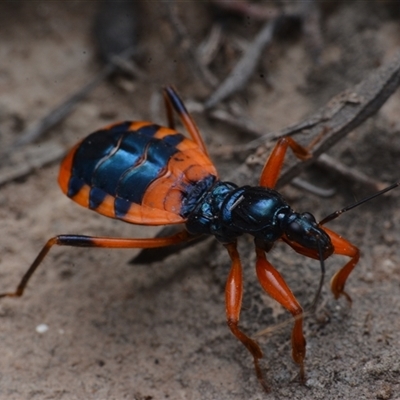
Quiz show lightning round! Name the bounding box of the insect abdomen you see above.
[58,121,217,225]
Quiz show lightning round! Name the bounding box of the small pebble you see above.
[36,324,49,334]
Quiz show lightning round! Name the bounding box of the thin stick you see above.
[0,141,65,187]
[316,153,387,191]
[163,0,218,88]
[204,20,276,109]
[224,51,400,188]
[6,47,137,152]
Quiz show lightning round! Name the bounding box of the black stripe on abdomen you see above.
[69,122,185,214]
[115,133,184,204]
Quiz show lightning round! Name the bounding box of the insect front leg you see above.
[259,137,311,189]
[0,230,193,299]
[322,227,360,303]
[282,227,360,303]
[254,246,306,382]
[224,242,268,392]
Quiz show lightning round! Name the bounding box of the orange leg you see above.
[0,230,193,299]
[255,246,306,382]
[163,86,209,156]
[260,137,311,189]
[282,226,360,303]
[224,242,268,391]
[323,227,360,302]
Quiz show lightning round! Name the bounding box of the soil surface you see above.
[0,2,400,400]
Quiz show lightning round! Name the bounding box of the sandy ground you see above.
[0,2,400,399]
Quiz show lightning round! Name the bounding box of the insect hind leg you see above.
[163,86,209,156]
[0,230,193,299]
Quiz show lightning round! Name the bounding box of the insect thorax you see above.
[185,183,292,244]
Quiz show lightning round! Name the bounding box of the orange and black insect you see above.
[1,86,398,391]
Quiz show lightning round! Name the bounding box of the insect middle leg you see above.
[224,242,268,391]
[259,137,311,189]
[0,230,194,299]
[254,246,306,382]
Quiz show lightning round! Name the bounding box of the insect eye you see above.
[302,212,316,222]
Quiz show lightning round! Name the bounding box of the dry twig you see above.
[300,0,324,62]
[4,47,138,155]
[228,50,400,188]
[210,0,281,21]
[204,20,276,109]
[163,0,218,88]
[316,153,387,191]
[0,141,64,187]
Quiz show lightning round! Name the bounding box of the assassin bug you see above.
[0,86,398,391]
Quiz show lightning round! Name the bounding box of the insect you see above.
[1,86,397,391]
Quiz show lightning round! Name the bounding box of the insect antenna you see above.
[319,181,399,226]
